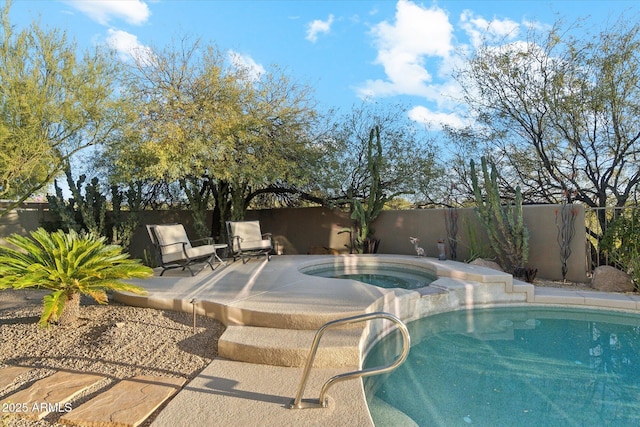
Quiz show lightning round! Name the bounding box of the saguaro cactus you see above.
[470,157,529,273]
[342,126,387,253]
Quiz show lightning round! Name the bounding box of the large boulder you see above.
[469,258,504,272]
[591,266,635,292]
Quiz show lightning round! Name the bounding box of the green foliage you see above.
[67,172,107,237]
[45,180,81,233]
[451,17,640,236]
[0,228,151,327]
[317,102,437,206]
[45,174,143,251]
[0,2,126,216]
[320,103,439,253]
[601,209,640,287]
[341,126,387,253]
[109,182,144,252]
[462,217,493,263]
[470,156,529,273]
[181,176,213,239]
[101,37,321,235]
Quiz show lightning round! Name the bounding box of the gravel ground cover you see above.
[0,289,225,427]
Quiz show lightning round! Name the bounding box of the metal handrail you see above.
[289,311,410,409]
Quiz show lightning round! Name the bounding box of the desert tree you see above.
[0,1,127,216]
[100,37,323,239]
[316,102,440,205]
[312,102,441,251]
[447,17,640,241]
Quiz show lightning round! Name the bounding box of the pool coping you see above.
[112,254,640,426]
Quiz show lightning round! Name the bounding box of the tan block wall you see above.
[249,205,587,283]
[0,207,49,249]
[0,204,587,282]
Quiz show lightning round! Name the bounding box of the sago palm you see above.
[0,228,152,327]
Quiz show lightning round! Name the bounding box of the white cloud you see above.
[355,1,536,130]
[63,0,150,26]
[306,14,334,43]
[408,105,467,130]
[459,10,520,48]
[228,50,266,81]
[357,0,454,98]
[106,29,154,64]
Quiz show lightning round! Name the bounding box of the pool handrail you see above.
[289,311,410,409]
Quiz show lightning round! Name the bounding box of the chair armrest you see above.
[158,241,189,250]
[231,235,243,250]
[191,237,213,245]
[262,233,272,239]
[157,241,190,258]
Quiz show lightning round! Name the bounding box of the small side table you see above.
[211,243,228,268]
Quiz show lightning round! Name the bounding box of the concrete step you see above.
[218,325,363,367]
[218,302,369,330]
[0,371,105,420]
[60,375,185,427]
[116,290,369,331]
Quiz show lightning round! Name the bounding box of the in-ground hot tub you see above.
[301,260,437,290]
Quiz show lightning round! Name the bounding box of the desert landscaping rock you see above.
[469,258,504,271]
[591,265,635,292]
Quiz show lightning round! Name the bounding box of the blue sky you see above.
[9,0,640,132]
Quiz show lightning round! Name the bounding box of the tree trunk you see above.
[58,292,81,326]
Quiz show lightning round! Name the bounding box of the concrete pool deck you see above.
[112,254,640,427]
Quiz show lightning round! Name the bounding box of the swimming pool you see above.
[364,306,640,426]
[302,263,436,290]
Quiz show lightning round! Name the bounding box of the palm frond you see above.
[41,290,67,327]
[85,289,109,304]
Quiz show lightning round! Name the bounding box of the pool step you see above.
[218,325,363,368]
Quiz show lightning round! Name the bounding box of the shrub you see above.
[601,209,640,287]
[0,228,152,327]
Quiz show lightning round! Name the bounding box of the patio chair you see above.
[226,220,273,263]
[146,224,227,276]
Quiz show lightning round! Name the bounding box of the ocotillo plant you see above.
[555,204,577,282]
[470,157,529,273]
[445,207,459,261]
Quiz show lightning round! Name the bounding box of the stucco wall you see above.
[0,204,587,282]
[248,205,587,283]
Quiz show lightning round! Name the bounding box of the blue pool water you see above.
[304,264,435,290]
[364,307,640,426]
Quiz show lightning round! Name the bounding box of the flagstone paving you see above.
[1,370,186,426]
[60,375,186,427]
[0,370,105,420]
[0,366,31,393]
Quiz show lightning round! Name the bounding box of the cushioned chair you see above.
[147,224,227,276]
[226,220,272,264]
